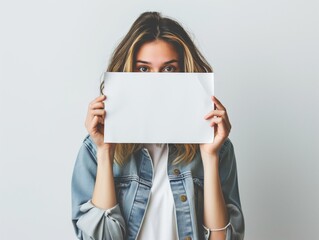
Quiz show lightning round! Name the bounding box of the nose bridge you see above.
[149,61,162,72]
[151,68,160,73]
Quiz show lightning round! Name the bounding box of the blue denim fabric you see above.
[72,134,244,240]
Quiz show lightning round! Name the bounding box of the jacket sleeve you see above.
[203,139,245,240]
[71,135,126,240]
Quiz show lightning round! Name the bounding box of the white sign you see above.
[102,72,214,143]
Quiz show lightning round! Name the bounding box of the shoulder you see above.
[72,135,99,187]
[75,134,98,165]
[82,134,97,157]
[218,138,238,181]
[219,138,234,158]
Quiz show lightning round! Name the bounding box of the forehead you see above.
[135,39,179,61]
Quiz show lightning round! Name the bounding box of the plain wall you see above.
[0,0,318,239]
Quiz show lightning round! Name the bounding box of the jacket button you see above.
[173,169,180,175]
[184,237,192,240]
[180,195,187,202]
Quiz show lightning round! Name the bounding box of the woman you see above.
[72,11,244,240]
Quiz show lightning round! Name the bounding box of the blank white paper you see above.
[102,72,214,143]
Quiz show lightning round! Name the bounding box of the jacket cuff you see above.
[202,203,244,240]
[76,200,126,239]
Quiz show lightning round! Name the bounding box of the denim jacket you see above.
[72,135,244,240]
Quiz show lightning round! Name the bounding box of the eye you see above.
[162,65,176,72]
[137,66,149,72]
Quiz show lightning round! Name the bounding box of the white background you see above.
[0,0,318,239]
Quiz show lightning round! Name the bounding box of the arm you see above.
[201,140,244,240]
[89,95,117,210]
[71,140,126,240]
[201,152,228,240]
[200,96,244,240]
[71,95,126,240]
[92,148,117,210]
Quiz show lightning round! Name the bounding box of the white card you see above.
[102,72,214,143]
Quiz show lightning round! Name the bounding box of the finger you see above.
[90,101,105,110]
[89,109,106,122]
[204,110,226,120]
[211,96,226,110]
[91,109,106,116]
[97,113,105,124]
[98,117,104,125]
[95,94,106,101]
[88,115,99,133]
[210,118,230,134]
[210,117,232,134]
[209,117,223,126]
[89,115,105,132]
[89,95,106,107]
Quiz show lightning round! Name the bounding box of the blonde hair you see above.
[101,12,213,166]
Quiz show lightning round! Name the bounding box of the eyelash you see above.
[162,65,176,72]
[136,65,177,72]
[137,66,149,72]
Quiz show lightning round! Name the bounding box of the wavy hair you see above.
[101,12,213,166]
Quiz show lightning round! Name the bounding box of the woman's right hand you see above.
[85,95,116,152]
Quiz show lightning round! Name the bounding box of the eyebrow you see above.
[135,59,179,64]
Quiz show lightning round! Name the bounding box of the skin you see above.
[134,40,180,73]
[85,39,231,239]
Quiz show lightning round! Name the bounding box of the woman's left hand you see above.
[200,96,232,157]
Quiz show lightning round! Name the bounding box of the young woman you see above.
[72,12,244,240]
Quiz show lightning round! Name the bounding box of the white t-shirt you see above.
[137,143,179,240]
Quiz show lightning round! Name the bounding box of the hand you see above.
[85,95,115,152]
[200,96,231,157]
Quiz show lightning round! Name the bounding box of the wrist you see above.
[97,147,115,164]
[97,144,115,154]
[201,152,219,168]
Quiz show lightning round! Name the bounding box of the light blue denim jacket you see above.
[72,135,244,240]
